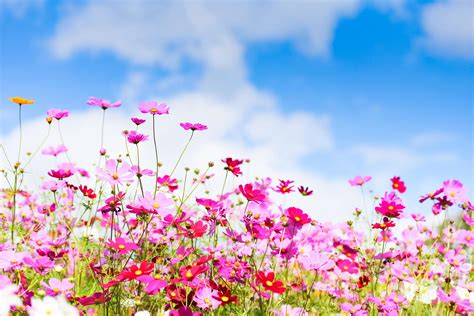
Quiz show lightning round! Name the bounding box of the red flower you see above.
[372,217,396,230]
[179,264,209,282]
[178,220,208,239]
[239,183,266,203]
[286,207,312,226]
[119,261,154,281]
[222,158,244,177]
[276,180,294,194]
[298,186,313,196]
[391,176,406,193]
[79,185,96,199]
[256,271,286,294]
[212,288,238,306]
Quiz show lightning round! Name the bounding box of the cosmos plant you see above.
[0,96,472,315]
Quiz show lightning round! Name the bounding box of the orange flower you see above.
[9,97,34,105]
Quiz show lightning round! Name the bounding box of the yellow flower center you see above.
[357,180,363,185]
[135,270,142,276]
[118,245,125,249]
[186,270,193,278]
[221,296,229,302]
[393,183,399,188]
[265,280,273,287]
[294,216,301,222]
[450,192,456,197]
[388,206,394,210]
[153,203,160,209]
[53,288,60,293]
[204,298,210,303]
[112,173,119,180]
[151,108,157,113]
[344,266,349,270]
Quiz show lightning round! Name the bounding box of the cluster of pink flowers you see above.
[0,96,472,315]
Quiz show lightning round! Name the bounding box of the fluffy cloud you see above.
[420,0,473,60]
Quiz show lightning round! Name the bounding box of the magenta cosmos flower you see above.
[131,117,146,125]
[87,96,121,109]
[46,108,69,120]
[336,259,359,274]
[180,122,208,131]
[139,101,169,115]
[107,237,139,255]
[349,175,372,186]
[239,183,266,203]
[127,130,149,144]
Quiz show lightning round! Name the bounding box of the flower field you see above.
[0,97,473,315]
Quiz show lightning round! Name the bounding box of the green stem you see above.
[169,131,194,178]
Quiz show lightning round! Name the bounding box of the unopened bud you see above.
[46,117,53,124]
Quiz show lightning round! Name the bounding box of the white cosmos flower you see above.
[30,295,78,316]
[135,311,151,316]
[0,284,22,316]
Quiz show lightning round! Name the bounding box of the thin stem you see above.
[169,131,194,178]
[16,105,22,163]
[23,124,51,169]
[152,115,159,197]
[100,109,106,149]
[220,169,229,199]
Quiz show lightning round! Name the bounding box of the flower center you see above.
[221,296,229,302]
[204,298,210,303]
[294,216,301,222]
[112,173,119,180]
[343,266,349,270]
[265,280,273,287]
[388,205,394,210]
[151,108,157,113]
[393,183,399,188]
[357,180,363,185]
[153,203,160,209]
[186,270,193,278]
[53,287,60,293]
[135,270,142,276]
[450,192,456,197]
[118,245,125,249]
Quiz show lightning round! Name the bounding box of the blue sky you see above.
[0,0,472,219]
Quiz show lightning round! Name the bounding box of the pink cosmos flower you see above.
[340,302,366,315]
[138,101,169,115]
[127,130,149,144]
[348,175,372,186]
[40,180,66,192]
[131,117,146,125]
[136,275,168,295]
[87,96,121,109]
[180,122,208,131]
[275,180,294,194]
[107,237,139,255]
[443,180,468,203]
[157,175,178,192]
[42,145,68,157]
[273,305,308,316]
[285,207,312,227]
[130,165,154,177]
[46,108,69,120]
[375,192,405,218]
[193,287,221,310]
[40,278,74,296]
[336,259,359,274]
[239,183,266,203]
[96,159,134,186]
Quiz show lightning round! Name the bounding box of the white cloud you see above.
[49,0,361,85]
[0,92,359,223]
[420,0,474,60]
[411,131,454,147]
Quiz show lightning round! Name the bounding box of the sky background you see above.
[0,0,472,222]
